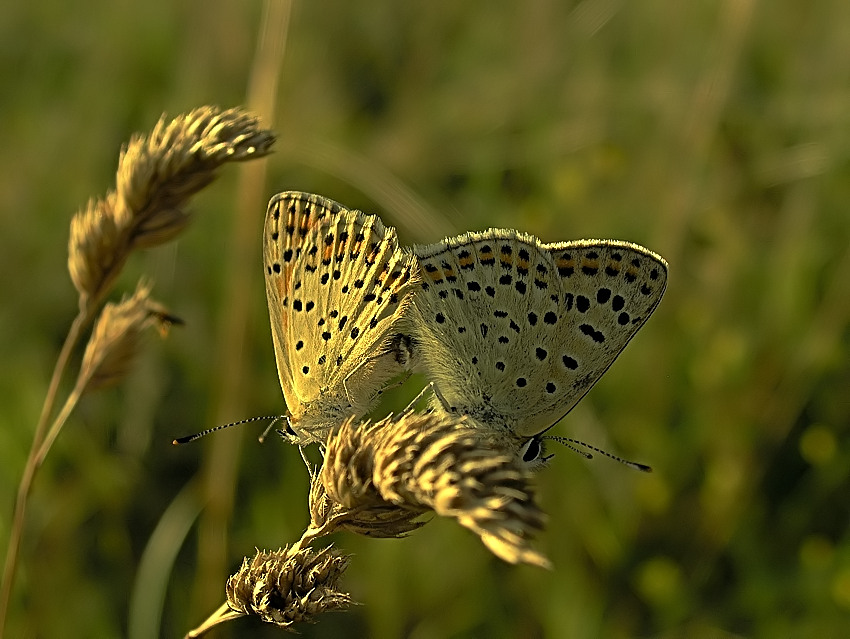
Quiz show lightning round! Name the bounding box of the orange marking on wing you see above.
[298,213,310,236]
[457,254,475,268]
[275,277,287,298]
[581,256,599,270]
[556,256,575,270]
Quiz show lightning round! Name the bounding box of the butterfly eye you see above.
[518,436,556,471]
[520,437,543,463]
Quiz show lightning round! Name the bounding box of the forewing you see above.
[264,191,418,422]
[264,192,342,414]
[531,239,668,435]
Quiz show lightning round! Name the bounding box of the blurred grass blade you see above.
[129,480,204,639]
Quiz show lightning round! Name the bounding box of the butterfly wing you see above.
[536,239,667,433]
[410,230,667,438]
[264,192,419,442]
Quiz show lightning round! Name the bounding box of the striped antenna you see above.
[172,415,285,445]
[543,436,652,472]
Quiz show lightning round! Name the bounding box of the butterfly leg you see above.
[297,443,314,472]
[401,381,435,415]
[430,383,453,413]
[374,371,411,397]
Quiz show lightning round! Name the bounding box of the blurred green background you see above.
[2,0,850,637]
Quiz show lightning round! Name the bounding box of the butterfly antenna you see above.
[258,416,286,443]
[172,415,284,445]
[544,436,652,472]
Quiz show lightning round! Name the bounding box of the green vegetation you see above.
[2,0,849,637]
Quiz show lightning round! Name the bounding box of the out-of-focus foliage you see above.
[2,0,849,637]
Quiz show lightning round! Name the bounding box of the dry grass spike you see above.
[184,545,353,637]
[69,105,275,312]
[321,410,551,568]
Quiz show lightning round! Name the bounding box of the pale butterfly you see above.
[263,191,419,446]
[407,230,667,465]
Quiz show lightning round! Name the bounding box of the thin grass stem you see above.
[184,602,239,639]
[0,309,89,635]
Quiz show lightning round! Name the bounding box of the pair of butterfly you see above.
[263,191,667,468]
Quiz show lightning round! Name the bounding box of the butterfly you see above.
[406,229,668,464]
[263,191,419,446]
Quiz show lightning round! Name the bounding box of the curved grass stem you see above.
[0,309,90,636]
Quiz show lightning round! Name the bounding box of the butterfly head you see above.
[276,414,329,447]
[274,410,340,447]
[521,433,652,473]
[275,415,300,444]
